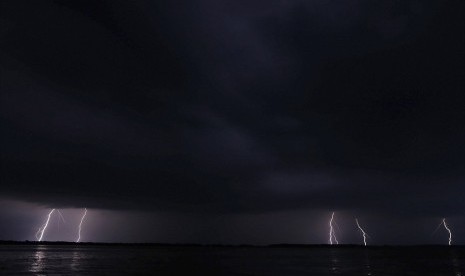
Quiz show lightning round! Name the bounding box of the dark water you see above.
[0,245,463,275]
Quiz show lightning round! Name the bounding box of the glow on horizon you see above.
[355,218,368,246]
[329,212,338,245]
[36,209,55,241]
[76,208,87,243]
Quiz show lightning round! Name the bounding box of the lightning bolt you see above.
[56,210,66,231]
[35,228,42,241]
[57,210,66,224]
[355,218,368,246]
[442,218,452,246]
[36,209,55,241]
[329,212,339,245]
[431,220,444,237]
[76,208,87,243]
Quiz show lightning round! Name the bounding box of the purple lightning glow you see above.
[329,212,338,245]
[442,218,452,246]
[36,209,55,241]
[34,228,42,241]
[76,208,88,242]
[355,218,368,246]
[56,209,65,231]
[57,210,66,224]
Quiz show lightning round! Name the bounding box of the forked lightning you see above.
[36,209,55,241]
[442,218,452,246]
[329,212,339,245]
[76,208,88,242]
[355,218,368,246]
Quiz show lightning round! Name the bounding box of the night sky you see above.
[1,0,464,245]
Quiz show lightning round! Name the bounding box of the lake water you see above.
[0,245,463,275]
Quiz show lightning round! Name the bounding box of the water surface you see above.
[0,245,463,275]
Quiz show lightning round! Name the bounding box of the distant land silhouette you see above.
[0,240,462,248]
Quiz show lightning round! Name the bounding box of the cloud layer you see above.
[1,0,463,219]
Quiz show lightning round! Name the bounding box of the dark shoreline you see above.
[0,240,462,248]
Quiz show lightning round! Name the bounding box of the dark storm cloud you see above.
[1,0,464,218]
